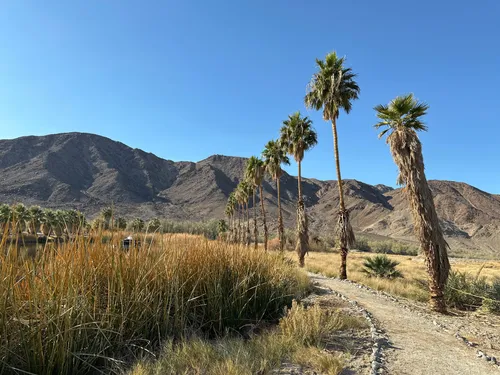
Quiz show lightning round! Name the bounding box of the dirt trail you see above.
[310,273,499,375]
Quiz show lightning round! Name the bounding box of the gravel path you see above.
[310,273,499,375]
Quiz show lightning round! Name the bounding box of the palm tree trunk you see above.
[389,129,450,313]
[259,184,268,251]
[332,117,355,279]
[246,201,251,246]
[277,177,284,252]
[238,205,242,244]
[253,190,258,249]
[296,160,308,267]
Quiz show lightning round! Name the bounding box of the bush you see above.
[353,237,418,256]
[308,233,336,252]
[445,271,500,313]
[0,235,309,374]
[362,255,403,279]
[161,219,220,239]
[354,237,371,252]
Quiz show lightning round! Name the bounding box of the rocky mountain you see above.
[0,132,499,257]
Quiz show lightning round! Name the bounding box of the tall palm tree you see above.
[374,94,450,313]
[280,112,318,266]
[262,140,290,251]
[239,180,252,246]
[305,51,360,279]
[235,185,245,244]
[226,192,237,242]
[245,156,268,250]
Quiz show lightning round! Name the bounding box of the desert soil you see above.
[310,273,500,375]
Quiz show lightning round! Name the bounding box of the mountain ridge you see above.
[0,132,498,257]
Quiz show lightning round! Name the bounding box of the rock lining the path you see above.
[311,277,388,375]
[311,272,500,372]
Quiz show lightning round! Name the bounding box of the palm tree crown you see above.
[305,51,360,120]
[280,112,317,163]
[245,156,265,187]
[374,93,429,138]
[262,140,290,179]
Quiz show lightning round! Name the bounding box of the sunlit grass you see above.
[300,250,500,303]
[129,301,364,375]
[0,232,309,374]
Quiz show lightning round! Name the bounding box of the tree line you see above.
[225,51,450,313]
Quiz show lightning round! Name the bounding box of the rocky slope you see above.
[0,132,498,257]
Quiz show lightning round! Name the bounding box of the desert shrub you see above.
[147,218,161,232]
[357,239,419,256]
[483,279,500,313]
[0,235,309,374]
[308,233,336,252]
[362,255,403,279]
[354,237,371,252]
[445,271,500,313]
[161,219,220,239]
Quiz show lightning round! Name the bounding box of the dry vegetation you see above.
[0,233,310,374]
[301,250,500,303]
[130,301,366,375]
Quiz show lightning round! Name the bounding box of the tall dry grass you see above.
[302,251,500,303]
[0,232,309,374]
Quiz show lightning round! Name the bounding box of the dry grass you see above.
[301,251,500,302]
[129,300,363,375]
[0,232,310,374]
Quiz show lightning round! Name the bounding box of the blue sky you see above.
[1,1,499,193]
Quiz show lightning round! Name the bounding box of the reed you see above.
[0,232,309,374]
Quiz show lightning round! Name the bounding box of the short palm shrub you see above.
[362,255,403,279]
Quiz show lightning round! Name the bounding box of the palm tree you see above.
[280,112,318,267]
[100,206,113,230]
[27,206,43,235]
[374,93,450,313]
[237,180,252,246]
[115,217,127,230]
[53,210,67,237]
[65,209,81,235]
[12,203,28,233]
[245,156,268,249]
[226,192,237,242]
[262,140,290,251]
[131,218,145,232]
[40,209,55,236]
[235,185,245,244]
[305,51,360,279]
[0,204,12,235]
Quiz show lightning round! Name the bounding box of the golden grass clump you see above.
[0,233,309,374]
[130,300,362,375]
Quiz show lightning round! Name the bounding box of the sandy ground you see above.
[310,273,500,375]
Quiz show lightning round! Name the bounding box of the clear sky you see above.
[1,1,499,193]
